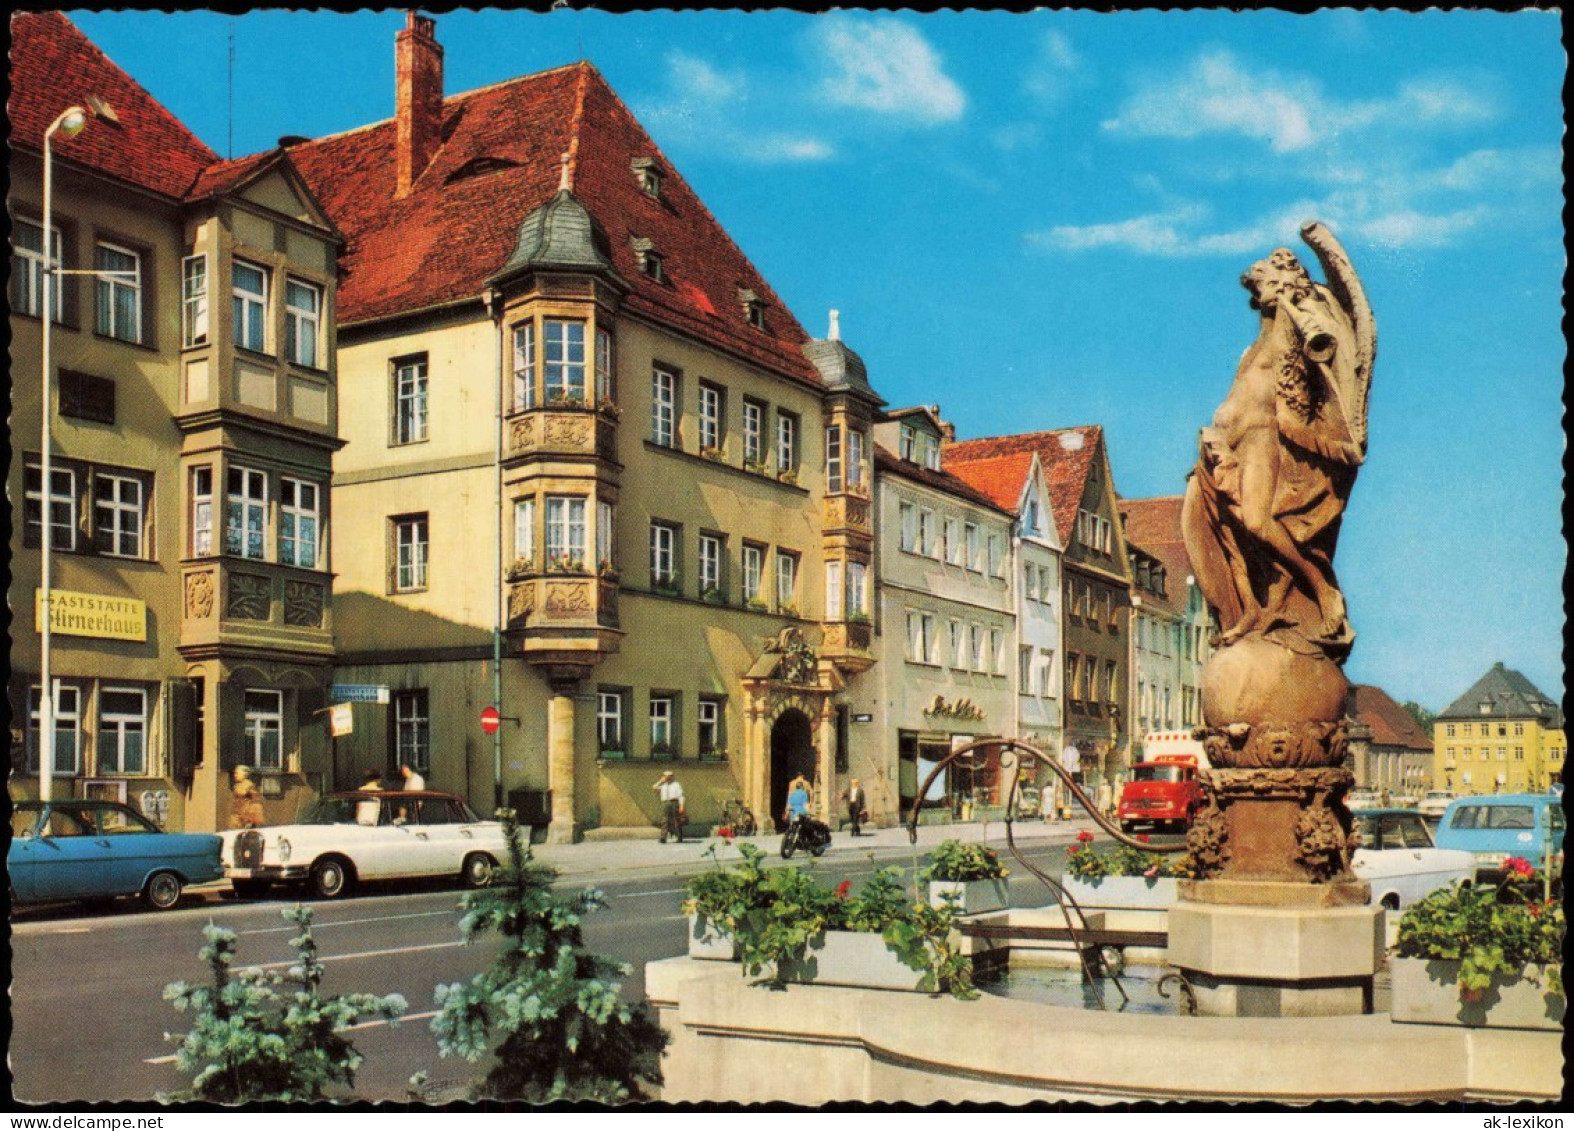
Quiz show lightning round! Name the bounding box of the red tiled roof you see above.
[944,426,1103,546]
[186,149,282,201]
[8,12,218,200]
[874,445,1010,516]
[1350,685,1433,751]
[1120,497,1195,614]
[940,451,1033,515]
[286,60,819,385]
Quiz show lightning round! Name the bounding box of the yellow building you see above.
[285,15,879,839]
[8,13,341,831]
[1432,661,1565,795]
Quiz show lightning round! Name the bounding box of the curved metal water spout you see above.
[904,737,1186,1011]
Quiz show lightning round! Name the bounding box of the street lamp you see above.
[38,102,111,802]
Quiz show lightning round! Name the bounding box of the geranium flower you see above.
[835,880,852,899]
[1077,830,1095,843]
[1503,856,1534,878]
[1137,833,1151,844]
[718,827,733,840]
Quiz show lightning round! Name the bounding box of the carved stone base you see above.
[1185,765,1357,884]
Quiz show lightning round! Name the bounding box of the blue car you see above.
[1434,792,1565,880]
[9,799,223,911]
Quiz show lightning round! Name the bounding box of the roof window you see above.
[631,237,666,283]
[446,156,522,184]
[631,157,664,200]
[738,287,766,329]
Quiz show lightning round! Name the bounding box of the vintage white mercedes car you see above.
[220,790,510,899]
[1350,808,1476,910]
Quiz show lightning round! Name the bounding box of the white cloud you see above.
[812,16,965,124]
[1103,49,1498,153]
[1353,206,1489,249]
[635,51,832,165]
[1023,29,1085,108]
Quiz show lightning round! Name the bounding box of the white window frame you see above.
[598,690,625,754]
[649,695,674,751]
[12,219,63,320]
[28,683,82,776]
[988,533,1003,577]
[191,465,214,556]
[847,560,868,617]
[95,241,142,343]
[900,425,917,462]
[742,544,763,603]
[990,627,1003,674]
[225,466,268,561]
[825,425,843,493]
[232,260,268,353]
[512,322,537,412]
[597,500,615,570]
[394,689,431,773]
[899,501,917,553]
[182,254,209,347]
[825,559,843,620]
[918,508,935,557]
[944,517,961,565]
[906,610,936,665]
[847,429,866,491]
[651,366,676,447]
[93,471,145,559]
[545,496,587,570]
[698,698,723,756]
[395,515,429,592]
[284,277,322,368]
[699,533,723,594]
[244,689,285,771]
[98,686,148,775]
[595,327,614,403]
[1025,564,1039,601]
[395,358,429,444]
[514,497,537,567]
[1019,646,1035,694]
[544,318,587,404]
[650,522,677,585]
[777,411,797,472]
[698,384,723,451]
[965,522,981,571]
[951,619,965,669]
[26,463,77,551]
[971,624,986,672]
[743,399,764,465]
[279,477,321,568]
[776,551,798,611]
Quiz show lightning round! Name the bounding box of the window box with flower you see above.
[919,840,1010,915]
[548,555,587,574]
[744,597,768,613]
[1059,831,1192,910]
[700,586,728,605]
[508,556,539,581]
[649,741,677,760]
[546,392,591,410]
[651,575,682,598]
[777,468,798,487]
[699,446,725,463]
[847,611,872,626]
[743,457,768,476]
[1391,858,1565,1031]
[598,560,620,582]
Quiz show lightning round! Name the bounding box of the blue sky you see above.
[66,9,1566,714]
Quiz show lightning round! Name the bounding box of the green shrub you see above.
[1064,833,1193,881]
[161,906,406,1102]
[918,839,1008,883]
[429,811,668,1102]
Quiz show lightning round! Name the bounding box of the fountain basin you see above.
[647,955,1563,1103]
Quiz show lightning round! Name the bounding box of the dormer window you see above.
[738,287,766,329]
[632,237,665,283]
[631,157,664,200]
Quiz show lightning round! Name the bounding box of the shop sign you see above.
[924,695,985,722]
[35,589,146,641]
[328,704,355,737]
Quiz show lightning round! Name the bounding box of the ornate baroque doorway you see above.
[769,708,816,831]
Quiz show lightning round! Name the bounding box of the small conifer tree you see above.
[429,812,669,1102]
[162,905,406,1102]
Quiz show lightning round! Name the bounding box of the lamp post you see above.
[37,104,90,803]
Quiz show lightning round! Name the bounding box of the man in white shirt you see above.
[653,771,686,844]
[400,763,426,791]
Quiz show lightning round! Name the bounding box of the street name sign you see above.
[332,684,389,704]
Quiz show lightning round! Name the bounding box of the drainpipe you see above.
[486,286,505,813]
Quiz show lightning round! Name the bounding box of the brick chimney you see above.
[395,11,444,198]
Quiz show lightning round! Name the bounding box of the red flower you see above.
[1137,833,1151,844]
[1504,856,1535,878]
[718,827,734,840]
[1068,845,1081,856]
[1077,830,1095,843]
[835,880,852,899]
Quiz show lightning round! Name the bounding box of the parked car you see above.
[219,790,510,899]
[9,799,222,911]
[1434,792,1566,881]
[1349,808,1476,909]
[1346,790,1382,811]
[1416,790,1457,820]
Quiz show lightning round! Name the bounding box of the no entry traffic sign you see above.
[481,706,501,735]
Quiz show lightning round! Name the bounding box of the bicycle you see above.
[719,797,758,837]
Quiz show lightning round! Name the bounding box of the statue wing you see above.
[1299,222,1376,453]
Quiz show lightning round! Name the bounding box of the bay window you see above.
[279,478,320,568]
[232,260,268,352]
[514,497,536,568]
[190,466,214,555]
[182,254,209,346]
[825,560,843,620]
[512,323,536,411]
[544,318,587,404]
[545,496,587,570]
[285,278,321,367]
[825,425,843,493]
[225,467,268,560]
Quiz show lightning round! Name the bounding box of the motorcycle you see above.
[780,813,831,859]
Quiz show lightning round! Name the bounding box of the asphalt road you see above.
[10,838,1077,1104]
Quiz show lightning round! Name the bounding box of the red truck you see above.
[1118,739,1207,834]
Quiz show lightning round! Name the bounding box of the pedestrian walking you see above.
[229,767,264,830]
[357,769,384,825]
[654,770,686,843]
[400,763,426,791]
[841,778,867,836]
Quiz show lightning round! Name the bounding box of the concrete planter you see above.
[776,930,927,991]
[1389,957,1565,1031]
[928,878,1011,915]
[1062,874,1179,910]
[687,914,739,961]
